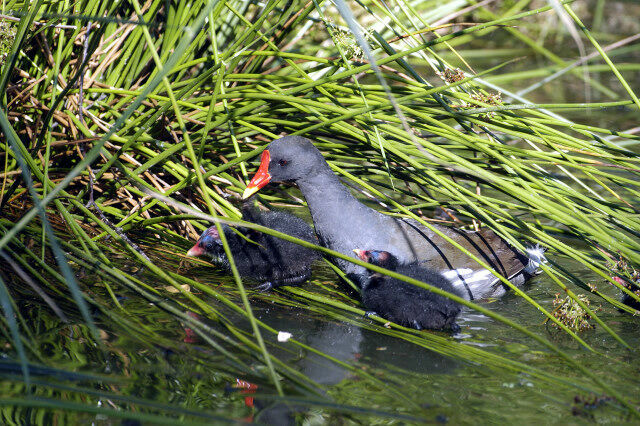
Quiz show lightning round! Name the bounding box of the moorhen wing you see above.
[242,136,544,300]
[354,249,462,331]
[187,205,319,290]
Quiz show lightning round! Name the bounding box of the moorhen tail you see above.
[354,249,462,331]
[242,135,544,300]
[187,205,319,290]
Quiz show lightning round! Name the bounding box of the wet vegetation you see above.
[1,0,639,423]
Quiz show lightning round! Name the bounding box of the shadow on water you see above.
[256,301,459,381]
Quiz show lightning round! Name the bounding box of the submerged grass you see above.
[1,0,639,421]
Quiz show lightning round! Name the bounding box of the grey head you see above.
[265,136,329,184]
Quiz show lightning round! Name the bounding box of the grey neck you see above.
[297,170,361,230]
[296,166,385,254]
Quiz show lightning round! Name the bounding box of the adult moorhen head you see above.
[187,205,319,290]
[242,135,544,300]
[354,249,462,332]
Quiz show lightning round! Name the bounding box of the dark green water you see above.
[7,238,637,425]
[212,258,640,424]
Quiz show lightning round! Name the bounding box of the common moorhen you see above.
[187,206,319,290]
[242,136,544,300]
[354,249,462,331]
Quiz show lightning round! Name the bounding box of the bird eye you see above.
[278,159,288,166]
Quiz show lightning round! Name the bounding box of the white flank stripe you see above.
[442,268,472,279]
[442,268,498,300]
[525,244,548,274]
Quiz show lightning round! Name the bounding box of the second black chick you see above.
[354,249,463,332]
[188,207,319,290]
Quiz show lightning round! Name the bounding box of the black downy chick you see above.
[188,206,319,290]
[354,249,463,332]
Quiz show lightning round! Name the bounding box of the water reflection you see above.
[258,302,460,381]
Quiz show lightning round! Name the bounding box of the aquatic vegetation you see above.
[0,21,15,66]
[0,0,639,422]
[550,294,600,332]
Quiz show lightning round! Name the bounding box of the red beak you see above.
[353,249,368,261]
[187,243,205,257]
[242,150,271,199]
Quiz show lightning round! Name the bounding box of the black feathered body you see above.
[359,251,462,331]
[195,208,319,288]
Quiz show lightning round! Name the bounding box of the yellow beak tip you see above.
[242,186,259,199]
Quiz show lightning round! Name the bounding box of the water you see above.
[5,192,638,424]
[90,246,635,424]
[255,263,639,424]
